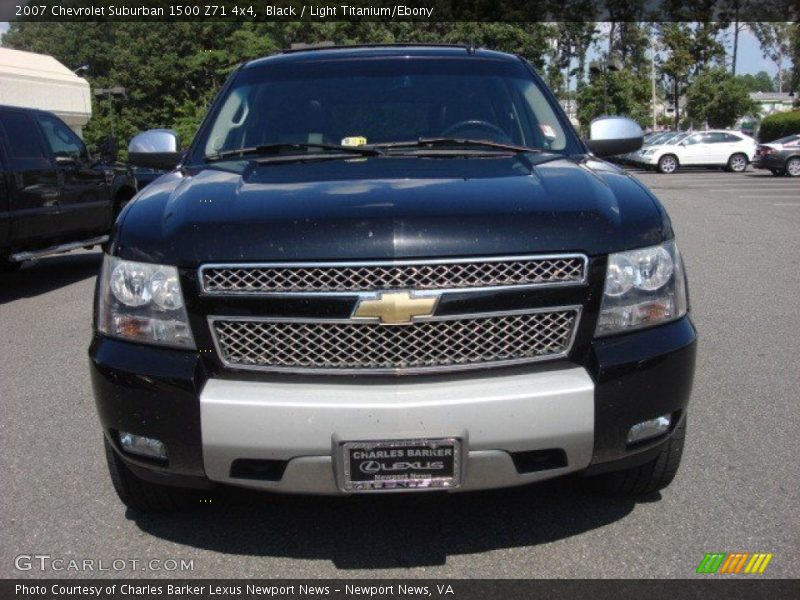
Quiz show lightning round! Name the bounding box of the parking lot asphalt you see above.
[1,168,798,579]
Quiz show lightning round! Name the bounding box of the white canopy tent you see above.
[0,47,92,136]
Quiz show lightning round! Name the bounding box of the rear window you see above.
[774,135,800,145]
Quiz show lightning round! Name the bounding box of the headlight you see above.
[96,255,195,349]
[595,240,688,337]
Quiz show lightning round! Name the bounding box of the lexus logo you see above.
[359,461,382,474]
[358,460,445,474]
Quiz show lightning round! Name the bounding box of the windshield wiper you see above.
[373,138,539,154]
[204,142,382,162]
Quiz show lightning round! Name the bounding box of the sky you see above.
[0,22,789,79]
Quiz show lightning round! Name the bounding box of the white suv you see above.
[640,130,757,174]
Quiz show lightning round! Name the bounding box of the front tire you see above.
[104,437,199,513]
[657,154,678,174]
[590,416,686,496]
[785,157,800,177]
[727,153,748,173]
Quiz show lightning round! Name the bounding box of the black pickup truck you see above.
[0,105,136,272]
[91,45,696,512]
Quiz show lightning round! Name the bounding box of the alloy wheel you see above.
[729,154,747,173]
[659,156,677,174]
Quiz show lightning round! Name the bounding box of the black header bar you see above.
[3,579,800,600]
[2,0,797,22]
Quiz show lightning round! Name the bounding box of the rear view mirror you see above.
[128,129,182,170]
[585,116,644,158]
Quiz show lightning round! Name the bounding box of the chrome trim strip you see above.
[207,305,582,376]
[10,235,109,262]
[197,253,590,297]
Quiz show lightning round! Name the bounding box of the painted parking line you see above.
[706,188,799,192]
[680,186,799,190]
[634,176,782,181]
[641,183,798,187]
[663,194,799,200]
[773,203,800,206]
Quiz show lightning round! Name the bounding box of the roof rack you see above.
[282,43,477,54]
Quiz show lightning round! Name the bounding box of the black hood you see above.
[114,155,670,266]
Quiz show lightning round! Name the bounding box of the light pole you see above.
[94,86,127,142]
[651,39,658,130]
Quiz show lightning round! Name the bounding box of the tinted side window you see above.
[37,114,86,160]
[0,112,48,159]
[723,133,742,142]
[704,133,727,144]
[683,134,703,145]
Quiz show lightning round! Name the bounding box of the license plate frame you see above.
[340,438,463,492]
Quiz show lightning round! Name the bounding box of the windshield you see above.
[195,55,574,161]
[646,132,672,145]
[662,133,688,145]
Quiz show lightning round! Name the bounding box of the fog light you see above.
[627,415,671,444]
[118,431,167,460]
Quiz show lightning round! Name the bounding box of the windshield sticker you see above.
[539,124,557,140]
[342,136,367,147]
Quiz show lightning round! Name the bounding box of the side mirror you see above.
[128,129,182,170]
[584,116,644,158]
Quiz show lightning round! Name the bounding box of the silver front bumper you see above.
[200,366,595,494]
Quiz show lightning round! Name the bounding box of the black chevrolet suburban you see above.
[90,45,696,512]
[0,105,136,272]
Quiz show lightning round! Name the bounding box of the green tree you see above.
[750,22,793,93]
[658,23,694,128]
[719,0,754,76]
[791,23,800,94]
[576,68,651,130]
[735,71,775,93]
[686,67,756,127]
[545,18,597,107]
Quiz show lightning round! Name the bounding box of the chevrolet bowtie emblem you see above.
[352,291,439,325]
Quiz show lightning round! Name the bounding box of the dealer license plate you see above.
[340,438,462,492]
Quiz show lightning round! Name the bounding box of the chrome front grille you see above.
[210,308,580,374]
[200,255,586,295]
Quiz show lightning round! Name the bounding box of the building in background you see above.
[0,47,91,136]
[749,91,795,117]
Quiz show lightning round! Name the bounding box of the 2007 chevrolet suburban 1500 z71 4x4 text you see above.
[89,45,696,512]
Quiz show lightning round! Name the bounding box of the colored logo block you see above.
[697,553,773,574]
